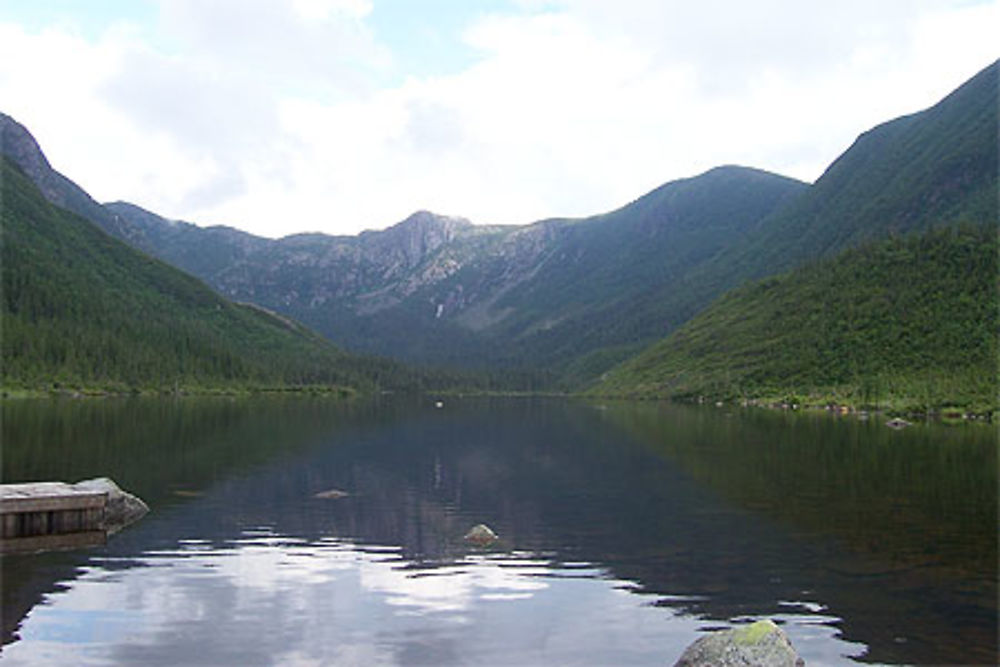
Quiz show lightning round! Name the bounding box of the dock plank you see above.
[0,482,107,514]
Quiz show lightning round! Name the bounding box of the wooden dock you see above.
[1,481,109,553]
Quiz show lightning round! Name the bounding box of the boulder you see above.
[71,477,149,534]
[674,620,804,667]
[463,523,499,546]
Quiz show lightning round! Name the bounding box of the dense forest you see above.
[592,224,997,415]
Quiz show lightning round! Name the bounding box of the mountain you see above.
[425,165,807,374]
[88,63,1000,384]
[591,61,999,410]
[614,61,998,354]
[103,166,806,379]
[0,113,139,242]
[101,200,269,281]
[3,61,994,389]
[591,224,997,413]
[1,115,804,378]
[100,203,515,364]
[1,154,419,395]
[711,59,997,284]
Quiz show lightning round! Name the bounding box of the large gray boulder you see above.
[72,477,149,534]
[674,620,804,667]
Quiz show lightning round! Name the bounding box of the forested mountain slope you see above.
[2,157,393,394]
[627,61,998,350]
[593,224,998,414]
[710,59,997,285]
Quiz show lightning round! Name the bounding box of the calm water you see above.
[0,397,995,665]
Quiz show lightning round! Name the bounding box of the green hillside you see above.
[592,224,998,415]
[479,166,808,374]
[1,156,370,395]
[717,60,997,282]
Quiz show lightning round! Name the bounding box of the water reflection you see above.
[600,401,997,665]
[3,534,703,665]
[1,397,995,664]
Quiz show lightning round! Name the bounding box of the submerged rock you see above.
[463,523,499,546]
[674,620,804,667]
[71,477,149,534]
[885,417,911,429]
[313,489,350,499]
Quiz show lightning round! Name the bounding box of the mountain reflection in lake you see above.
[1,397,995,665]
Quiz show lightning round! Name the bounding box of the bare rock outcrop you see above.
[674,620,804,667]
[72,477,149,534]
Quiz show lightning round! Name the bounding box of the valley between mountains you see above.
[2,60,996,412]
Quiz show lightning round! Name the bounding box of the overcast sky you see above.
[1,1,996,238]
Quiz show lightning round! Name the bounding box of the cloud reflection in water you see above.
[5,530,718,666]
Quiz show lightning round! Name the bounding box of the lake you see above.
[1,397,995,665]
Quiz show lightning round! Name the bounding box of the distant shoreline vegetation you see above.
[0,383,358,400]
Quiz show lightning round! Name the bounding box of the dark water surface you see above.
[1,397,995,665]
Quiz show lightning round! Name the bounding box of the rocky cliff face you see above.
[203,210,495,314]
[361,210,472,271]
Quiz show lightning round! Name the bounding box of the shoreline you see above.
[584,391,995,424]
[4,384,993,425]
[0,384,358,400]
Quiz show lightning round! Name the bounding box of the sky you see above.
[0,1,996,238]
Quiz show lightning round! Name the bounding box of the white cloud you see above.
[292,0,374,21]
[0,1,995,237]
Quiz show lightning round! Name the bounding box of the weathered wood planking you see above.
[0,482,108,539]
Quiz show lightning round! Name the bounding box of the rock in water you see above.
[71,477,149,534]
[463,523,498,546]
[674,620,804,667]
[313,489,350,499]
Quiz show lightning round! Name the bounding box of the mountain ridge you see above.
[100,163,805,374]
[718,58,998,279]
[2,60,994,386]
[0,112,140,242]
